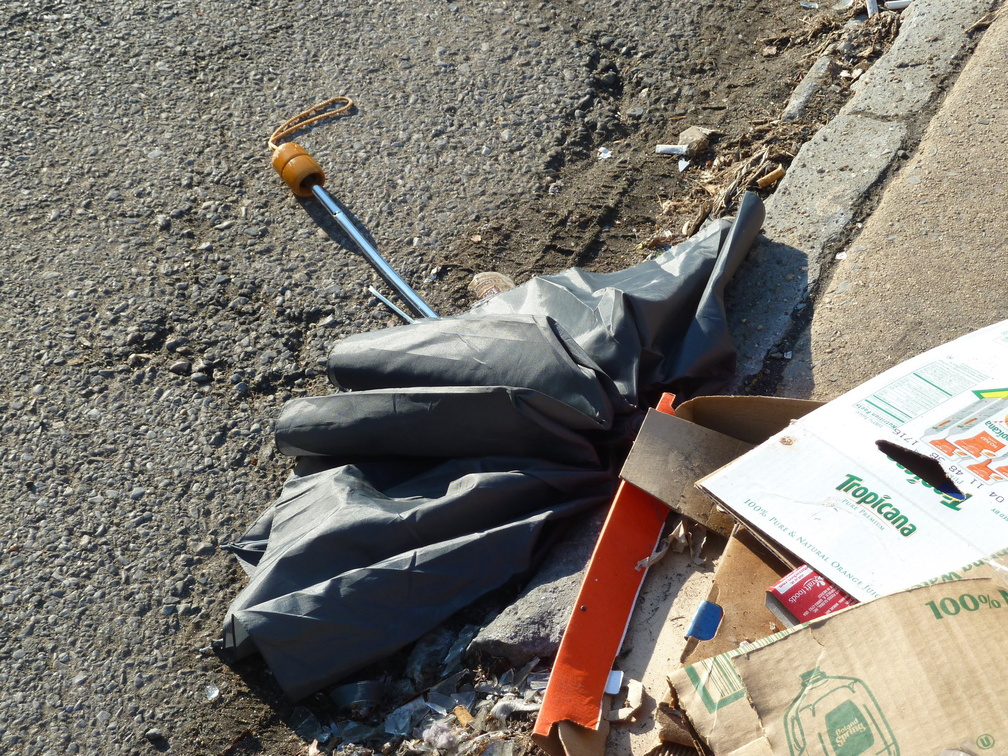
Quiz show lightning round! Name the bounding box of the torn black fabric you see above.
[221,193,765,700]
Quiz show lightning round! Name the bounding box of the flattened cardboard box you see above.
[672,561,1008,756]
[700,319,1008,601]
[621,396,821,537]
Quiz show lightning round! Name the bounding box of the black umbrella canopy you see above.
[220,193,765,700]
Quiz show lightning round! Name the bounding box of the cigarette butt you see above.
[757,166,786,189]
[655,144,687,155]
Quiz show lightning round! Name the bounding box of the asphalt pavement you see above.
[0,0,815,752]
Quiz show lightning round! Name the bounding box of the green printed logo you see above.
[684,657,745,713]
[984,419,1008,442]
[825,700,874,756]
[836,475,917,537]
[785,668,899,756]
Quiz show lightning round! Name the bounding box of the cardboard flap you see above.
[674,395,822,445]
[621,410,748,536]
[673,564,1008,756]
[736,578,1008,754]
[621,397,822,537]
[532,711,612,756]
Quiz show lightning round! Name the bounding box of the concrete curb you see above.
[779,3,1008,399]
[727,0,999,389]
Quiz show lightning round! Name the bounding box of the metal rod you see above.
[310,183,438,319]
[367,286,414,324]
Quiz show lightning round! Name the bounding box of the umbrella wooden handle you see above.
[271,142,325,198]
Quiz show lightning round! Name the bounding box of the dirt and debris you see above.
[760,1,899,60]
[637,9,902,255]
[644,119,819,244]
[430,5,902,318]
[278,655,551,756]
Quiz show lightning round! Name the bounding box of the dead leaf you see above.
[641,229,676,249]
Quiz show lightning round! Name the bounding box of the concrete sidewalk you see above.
[779,4,1008,400]
[726,0,1004,392]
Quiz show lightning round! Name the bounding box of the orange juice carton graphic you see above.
[965,454,1008,483]
[946,399,1008,458]
[920,397,1006,457]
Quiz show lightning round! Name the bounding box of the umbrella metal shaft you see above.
[310,183,438,320]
